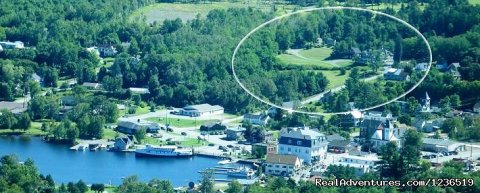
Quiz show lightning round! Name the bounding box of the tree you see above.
[0,109,17,130]
[16,113,31,131]
[128,38,140,55]
[102,75,123,93]
[135,128,147,144]
[91,184,105,193]
[199,169,214,193]
[226,180,242,193]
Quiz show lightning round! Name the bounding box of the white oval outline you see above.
[231,6,432,116]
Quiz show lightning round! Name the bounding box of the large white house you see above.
[332,154,380,176]
[264,154,302,177]
[370,120,405,150]
[180,103,224,117]
[277,127,328,164]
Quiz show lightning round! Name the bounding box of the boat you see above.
[227,167,255,179]
[135,145,193,157]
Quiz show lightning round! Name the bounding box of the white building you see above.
[370,120,404,150]
[421,92,431,112]
[128,87,150,94]
[0,41,24,49]
[180,104,224,117]
[277,127,328,164]
[332,154,379,176]
[243,113,270,125]
[264,154,302,177]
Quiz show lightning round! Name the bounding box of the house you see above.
[327,140,351,153]
[112,135,135,151]
[60,96,77,107]
[436,62,449,71]
[415,62,429,72]
[414,118,444,133]
[447,63,462,79]
[179,104,224,117]
[82,82,102,90]
[0,101,27,115]
[422,138,466,153]
[277,127,328,163]
[370,121,405,150]
[324,38,336,47]
[225,127,246,141]
[31,73,43,84]
[332,154,379,176]
[264,154,302,177]
[473,101,480,114]
[98,45,117,57]
[199,123,226,132]
[128,87,150,94]
[359,112,395,139]
[252,143,278,158]
[338,110,362,127]
[243,114,269,125]
[116,120,160,135]
[384,68,409,81]
[86,46,100,56]
[350,47,361,58]
[0,41,24,49]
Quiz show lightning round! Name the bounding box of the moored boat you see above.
[135,145,193,157]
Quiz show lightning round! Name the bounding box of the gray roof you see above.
[280,127,325,140]
[0,101,27,114]
[328,140,351,148]
[422,138,462,147]
[82,82,101,87]
[226,127,246,132]
[183,104,223,112]
[243,113,268,121]
[326,134,346,142]
[265,154,299,165]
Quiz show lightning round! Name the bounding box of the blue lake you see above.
[0,136,222,186]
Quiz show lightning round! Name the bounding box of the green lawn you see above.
[0,121,46,136]
[146,117,219,128]
[277,48,353,68]
[320,70,350,89]
[103,129,118,140]
[130,2,252,24]
[180,138,205,147]
[469,0,480,4]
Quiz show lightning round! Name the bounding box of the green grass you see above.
[103,129,118,140]
[180,138,205,147]
[469,0,480,5]
[86,186,115,193]
[320,70,350,89]
[130,2,252,24]
[277,48,353,68]
[146,117,219,128]
[0,121,46,136]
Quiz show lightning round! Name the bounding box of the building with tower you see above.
[421,92,431,112]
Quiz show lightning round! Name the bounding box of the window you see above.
[282,166,287,168]
[280,147,284,151]
[306,150,309,154]
[288,147,291,152]
[297,141,302,146]
[288,139,292,144]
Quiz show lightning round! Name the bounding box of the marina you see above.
[0,136,224,186]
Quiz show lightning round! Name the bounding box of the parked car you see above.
[208,143,215,146]
[167,106,174,110]
[167,127,173,132]
[218,146,227,150]
[227,145,234,148]
[181,132,187,136]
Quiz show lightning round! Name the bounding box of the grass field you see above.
[130,2,251,24]
[146,117,218,128]
[277,48,353,68]
[0,121,45,136]
[320,70,349,89]
[469,0,480,5]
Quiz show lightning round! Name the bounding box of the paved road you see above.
[300,74,381,105]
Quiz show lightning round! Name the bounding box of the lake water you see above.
[0,136,223,186]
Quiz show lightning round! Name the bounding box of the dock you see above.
[70,140,114,151]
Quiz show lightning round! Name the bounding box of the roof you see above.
[326,134,346,142]
[128,87,150,94]
[0,101,27,114]
[265,154,299,165]
[31,73,41,81]
[422,138,462,147]
[340,154,380,162]
[226,127,246,132]
[328,140,350,148]
[182,104,223,112]
[82,82,101,87]
[351,47,361,54]
[280,127,325,140]
[243,113,266,120]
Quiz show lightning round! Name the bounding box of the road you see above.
[300,74,382,105]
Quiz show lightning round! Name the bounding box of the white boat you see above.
[218,159,237,165]
[135,145,193,157]
[227,167,255,179]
